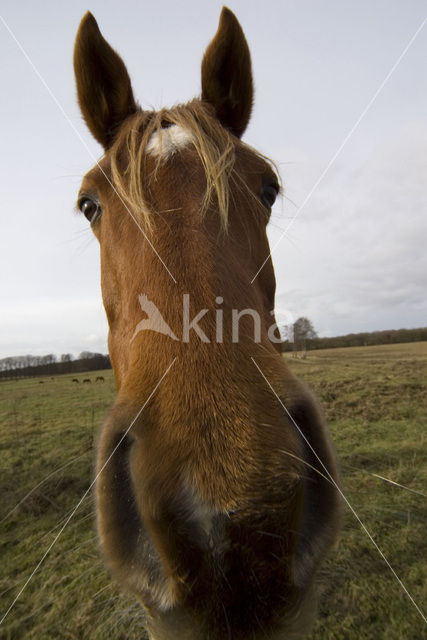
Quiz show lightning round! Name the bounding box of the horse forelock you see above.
[108,100,279,233]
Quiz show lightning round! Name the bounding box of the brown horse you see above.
[74,8,340,639]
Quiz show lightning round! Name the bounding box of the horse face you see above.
[75,9,280,391]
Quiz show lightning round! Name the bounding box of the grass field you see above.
[1,343,426,639]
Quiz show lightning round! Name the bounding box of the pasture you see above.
[0,343,426,639]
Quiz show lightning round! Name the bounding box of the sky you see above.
[1,0,426,358]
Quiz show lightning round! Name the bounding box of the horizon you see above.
[1,324,426,361]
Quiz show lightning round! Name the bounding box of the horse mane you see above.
[109,99,279,232]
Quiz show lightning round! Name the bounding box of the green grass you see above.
[0,344,426,639]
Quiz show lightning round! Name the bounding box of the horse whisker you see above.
[370,472,426,498]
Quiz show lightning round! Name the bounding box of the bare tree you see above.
[293,317,317,355]
[79,351,96,360]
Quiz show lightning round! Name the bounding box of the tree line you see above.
[0,352,111,381]
[1,322,426,380]
[281,320,427,353]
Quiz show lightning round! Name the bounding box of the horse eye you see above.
[79,197,102,223]
[261,184,279,209]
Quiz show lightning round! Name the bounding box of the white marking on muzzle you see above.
[146,125,194,159]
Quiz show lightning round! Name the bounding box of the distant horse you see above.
[74,8,340,639]
[95,376,105,383]
[72,378,79,383]
[82,378,91,384]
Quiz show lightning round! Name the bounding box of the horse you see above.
[72,378,80,383]
[82,378,91,384]
[96,376,105,383]
[73,8,340,639]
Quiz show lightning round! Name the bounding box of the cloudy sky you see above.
[1,0,426,358]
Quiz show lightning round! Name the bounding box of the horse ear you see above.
[74,12,137,149]
[201,7,253,138]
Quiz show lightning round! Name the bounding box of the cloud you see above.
[271,121,427,335]
[0,298,108,358]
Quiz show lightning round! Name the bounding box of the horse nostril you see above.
[96,428,141,554]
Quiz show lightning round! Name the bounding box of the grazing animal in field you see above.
[96,376,105,383]
[38,380,44,384]
[72,378,79,383]
[82,378,91,384]
[73,8,340,639]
